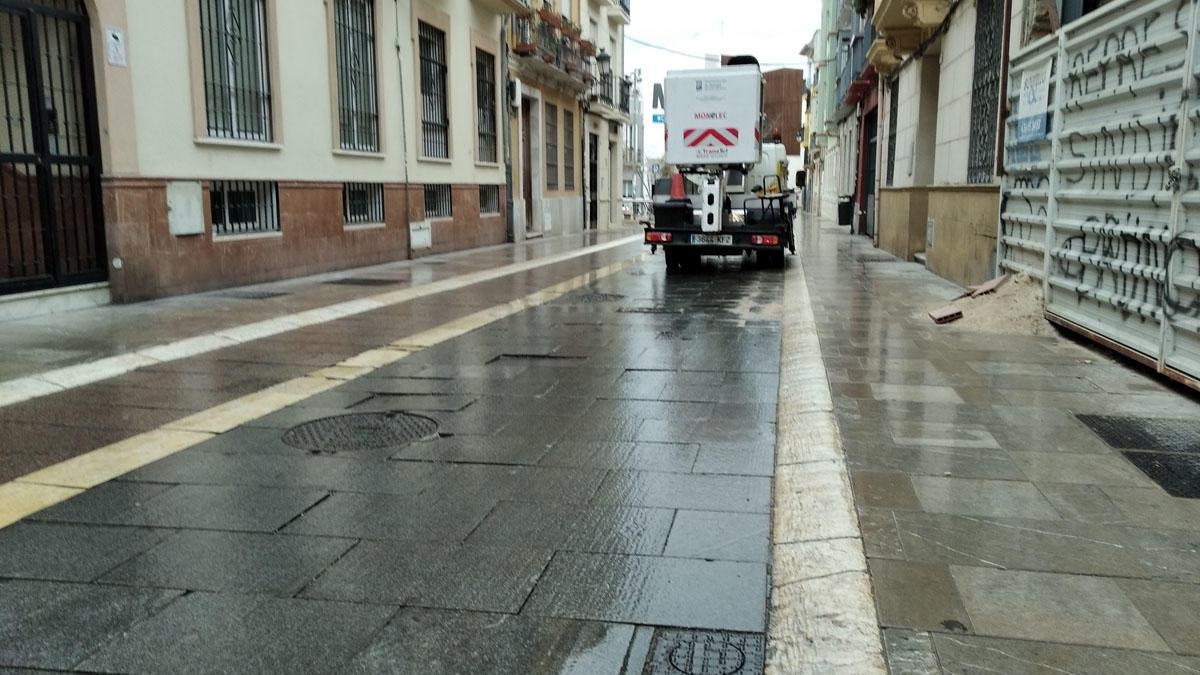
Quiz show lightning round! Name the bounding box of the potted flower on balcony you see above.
[537,2,561,28]
[513,7,537,55]
[561,18,581,40]
[579,39,596,57]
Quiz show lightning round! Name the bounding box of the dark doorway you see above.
[0,0,105,296]
[588,132,598,229]
[521,98,533,230]
[860,110,878,238]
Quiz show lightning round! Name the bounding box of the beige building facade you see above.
[0,0,525,302]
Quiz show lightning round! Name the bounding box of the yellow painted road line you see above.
[0,256,642,530]
[0,235,641,410]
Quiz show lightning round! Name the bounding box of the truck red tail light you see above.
[646,232,673,243]
[751,235,780,246]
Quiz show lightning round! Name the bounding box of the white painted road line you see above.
[767,261,886,674]
[0,235,640,410]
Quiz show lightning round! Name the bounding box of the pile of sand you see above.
[925,274,1058,337]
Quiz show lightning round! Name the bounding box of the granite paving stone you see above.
[283,491,496,542]
[592,470,771,513]
[465,500,675,555]
[0,579,179,670]
[78,592,395,674]
[663,510,770,563]
[537,441,700,472]
[301,541,552,612]
[0,522,169,582]
[949,566,1169,651]
[344,608,635,675]
[100,530,356,595]
[930,633,1200,674]
[869,559,973,633]
[1118,579,1200,656]
[909,476,1061,520]
[525,551,767,632]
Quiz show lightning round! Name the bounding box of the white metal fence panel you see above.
[1000,0,1200,386]
[1000,34,1057,281]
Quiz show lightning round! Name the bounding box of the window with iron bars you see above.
[480,185,500,214]
[198,0,273,141]
[545,103,559,191]
[343,182,384,225]
[564,110,575,190]
[425,184,452,219]
[967,0,1004,184]
[210,180,279,236]
[475,49,498,163]
[418,21,449,159]
[334,0,379,152]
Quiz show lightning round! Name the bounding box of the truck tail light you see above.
[646,231,673,243]
[751,235,780,246]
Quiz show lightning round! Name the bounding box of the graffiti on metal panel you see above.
[1054,213,1168,321]
[1164,235,1200,318]
[1061,117,1177,193]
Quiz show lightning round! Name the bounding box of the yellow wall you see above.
[925,186,1000,287]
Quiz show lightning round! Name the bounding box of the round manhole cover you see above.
[281,412,438,452]
[668,638,746,675]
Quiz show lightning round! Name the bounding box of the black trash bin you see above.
[837,196,854,226]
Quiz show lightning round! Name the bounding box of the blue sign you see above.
[1014,114,1048,144]
[652,113,664,124]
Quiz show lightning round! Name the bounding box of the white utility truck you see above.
[645,56,796,270]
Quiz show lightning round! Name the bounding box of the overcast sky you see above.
[625,1,822,159]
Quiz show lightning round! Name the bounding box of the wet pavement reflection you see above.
[0,249,782,673]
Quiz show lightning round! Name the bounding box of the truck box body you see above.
[664,66,763,167]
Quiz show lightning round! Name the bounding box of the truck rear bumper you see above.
[643,227,788,253]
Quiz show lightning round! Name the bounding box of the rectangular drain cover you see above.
[1123,452,1200,498]
[326,277,405,287]
[642,629,764,675]
[1078,415,1200,454]
[218,290,289,300]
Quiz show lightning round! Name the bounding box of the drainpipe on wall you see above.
[503,17,515,242]
[396,0,413,260]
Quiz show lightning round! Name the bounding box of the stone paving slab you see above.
[805,220,1200,671]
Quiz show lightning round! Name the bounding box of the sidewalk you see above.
[0,231,633,383]
[0,232,641,486]
[800,219,1200,672]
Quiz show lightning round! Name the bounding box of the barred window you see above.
[198,0,273,141]
[210,180,279,236]
[425,184,452,218]
[343,182,384,225]
[563,110,575,190]
[475,49,498,163]
[545,102,558,191]
[334,0,379,152]
[418,22,449,159]
[480,185,500,214]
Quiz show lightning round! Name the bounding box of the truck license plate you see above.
[690,234,733,245]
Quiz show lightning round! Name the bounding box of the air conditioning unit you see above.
[509,79,522,109]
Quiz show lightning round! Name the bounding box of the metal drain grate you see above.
[642,630,764,675]
[1122,452,1200,498]
[219,290,290,300]
[557,292,626,304]
[326,277,406,287]
[281,413,438,452]
[1078,415,1200,454]
[619,306,685,314]
[856,256,900,263]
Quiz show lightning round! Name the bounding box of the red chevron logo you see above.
[683,127,739,148]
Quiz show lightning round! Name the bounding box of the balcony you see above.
[835,21,874,109]
[586,52,628,123]
[874,0,949,54]
[510,8,589,93]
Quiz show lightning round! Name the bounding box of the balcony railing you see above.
[619,77,631,114]
[834,20,874,106]
[620,0,630,15]
[593,71,614,106]
[511,9,588,86]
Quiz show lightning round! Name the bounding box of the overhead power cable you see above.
[625,34,806,68]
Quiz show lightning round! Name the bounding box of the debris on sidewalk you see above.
[923,273,1057,336]
[929,305,964,324]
